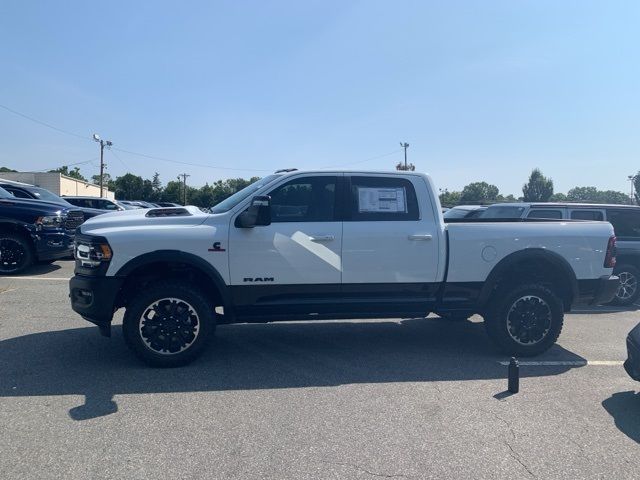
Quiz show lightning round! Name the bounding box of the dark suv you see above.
[481,202,640,306]
[0,186,83,274]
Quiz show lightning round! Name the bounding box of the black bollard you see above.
[508,357,519,393]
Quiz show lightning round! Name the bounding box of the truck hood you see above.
[80,205,209,234]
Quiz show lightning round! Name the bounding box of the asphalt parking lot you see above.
[1,260,639,479]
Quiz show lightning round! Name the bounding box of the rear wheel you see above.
[485,283,564,356]
[0,233,34,275]
[123,280,215,367]
[611,265,640,306]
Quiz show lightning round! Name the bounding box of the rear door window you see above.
[606,209,640,239]
[348,176,419,221]
[570,210,604,221]
[527,209,563,219]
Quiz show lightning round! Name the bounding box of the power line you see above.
[35,158,97,172]
[109,148,130,171]
[112,147,273,172]
[0,103,91,141]
[0,102,405,173]
[317,149,401,168]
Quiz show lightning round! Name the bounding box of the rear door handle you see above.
[408,234,433,241]
[309,235,335,242]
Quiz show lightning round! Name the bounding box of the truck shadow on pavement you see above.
[1,317,586,421]
[602,391,640,444]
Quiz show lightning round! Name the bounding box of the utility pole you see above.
[400,142,409,169]
[629,175,637,204]
[400,142,409,171]
[93,134,112,197]
[179,173,190,205]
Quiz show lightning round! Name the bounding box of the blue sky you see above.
[0,1,638,195]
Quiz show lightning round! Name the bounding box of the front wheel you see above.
[0,233,34,275]
[484,284,564,356]
[123,280,215,367]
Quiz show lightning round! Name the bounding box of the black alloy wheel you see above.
[123,280,215,367]
[0,234,34,274]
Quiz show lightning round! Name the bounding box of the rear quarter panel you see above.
[446,221,614,282]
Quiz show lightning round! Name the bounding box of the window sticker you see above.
[357,187,407,213]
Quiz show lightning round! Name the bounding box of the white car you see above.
[70,170,618,366]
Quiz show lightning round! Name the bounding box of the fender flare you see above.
[115,250,233,317]
[478,248,579,307]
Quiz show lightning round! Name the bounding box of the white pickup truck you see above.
[69,170,619,366]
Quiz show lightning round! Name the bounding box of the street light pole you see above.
[93,134,112,197]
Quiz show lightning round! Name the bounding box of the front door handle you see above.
[408,234,433,241]
[309,235,335,242]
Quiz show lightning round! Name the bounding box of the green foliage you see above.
[439,189,461,207]
[113,173,145,200]
[522,168,553,202]
[460,182,499,204]
[549,192,567,202]
[566,186,630,204]
[0,166,17,172]
[49,165,87,181]
[633,172,640,206]
[497,194,518,202]
[91,173,112,186]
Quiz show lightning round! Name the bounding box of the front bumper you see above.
[69,274,125,333]
[624,323,640,382]
[34,231,74,261]
[576,275,619,306]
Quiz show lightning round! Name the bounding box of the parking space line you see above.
[0,277,70,281]
[498,360,624,366]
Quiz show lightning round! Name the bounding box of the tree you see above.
[161,180,184,204]
[522,168,553,202]
[439,189,461,207]
[566,186,630,204]
[549,192,567,202]
[113,173,144,200]
[49,165,87,181]
[497,194,518,202]
[91,173,112,186]
[633,172,640,205]
[0,166,17,172]
[460,182,499,204]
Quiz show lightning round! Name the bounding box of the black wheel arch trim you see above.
[478,248,579,308]
[115,250,233,319]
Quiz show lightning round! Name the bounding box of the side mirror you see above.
[235,195,271,228]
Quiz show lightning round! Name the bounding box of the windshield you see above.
[210,175,280,213]
[443,207,474,219]
[480,205,527,219]
[29,186,73,206]
[0,186,12,199]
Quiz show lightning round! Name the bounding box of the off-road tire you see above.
[123,280,215,367]
[484,283,564,356]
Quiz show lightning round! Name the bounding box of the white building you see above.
[0,172,115,199]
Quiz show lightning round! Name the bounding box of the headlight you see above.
[36,215,64,229]
[75,241,112,268]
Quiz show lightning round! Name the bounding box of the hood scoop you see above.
[145,207,192,218]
